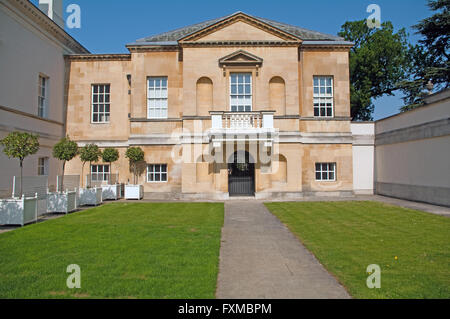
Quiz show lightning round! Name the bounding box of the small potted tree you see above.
[101,147,122,200]
[124,147,144,200]
[47,137,78,214]
[0,132,40,226]
[78,144,103,206]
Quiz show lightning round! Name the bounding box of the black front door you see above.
[228,152,255,197]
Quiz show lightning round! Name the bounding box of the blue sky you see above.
[32,0,432,120]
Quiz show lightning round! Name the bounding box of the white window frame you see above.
[147,77,168,119]
[147,164,168,183]
[38,157,49,176]
[91,84,111,124]
[315,163,336,182]
[313,76,334,117]
[38,75,49,118]
[230,73,252,112]
[91,164,110,182]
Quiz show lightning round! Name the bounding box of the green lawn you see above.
[265,201,450,299]
[0,202,224,299]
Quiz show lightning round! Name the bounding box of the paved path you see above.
[216,201,351,299]
[366,195,450,217]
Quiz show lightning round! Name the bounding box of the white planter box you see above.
[102,184,124,201]
[0,195,38,226]
[79,187,103,206]
[47,190,77,214]
[125,185,144,200]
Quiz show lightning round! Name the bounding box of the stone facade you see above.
[64,12,359,199]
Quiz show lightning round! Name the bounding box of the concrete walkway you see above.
[216,201,351,299]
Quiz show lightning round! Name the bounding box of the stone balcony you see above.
[209,111,276,147]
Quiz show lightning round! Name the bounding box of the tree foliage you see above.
[338,20,410,121]
[79,144,102,187]
[102,148,119,164]
[102,148,120,182]
[53,137,78,192]
[1,132,39,162]
[0,132,40,196]
[125,147,144,184]
[399,0,449,110]
[53,137,78,162]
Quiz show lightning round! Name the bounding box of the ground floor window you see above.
[147,164,168,182]
[91,164,110,182]
[315,163,336,181]
[38,157,49,176]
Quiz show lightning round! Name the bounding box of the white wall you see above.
[374,92,450,206]
[376,136,450,188]
[0,2,81,197]
[351,123,375,194]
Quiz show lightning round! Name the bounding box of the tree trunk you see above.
[81,162,85,188]
[60,161,66,193]
[20,160,23,197]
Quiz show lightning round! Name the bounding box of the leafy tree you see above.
[79,144,102,188]
[338,20,411,120]
[0,132,39,196]
[102,148,120,184]
[125,147,144,184]
[53,137,78,192]
[399,0,449,110]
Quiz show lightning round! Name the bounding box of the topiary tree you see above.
[125,147,144,184]
[0,132,40,197]
[101,148,119,184]
[79,144,102,188]
[53,136,78,192]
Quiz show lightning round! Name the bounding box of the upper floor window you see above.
[147,164,168,182]
[148,77,168,119]
[315,163,336,181]
[38,157,49,176]
[92,84,110,123]
[38,75,48,118]
[91,164,110,182]
[230,73,252,112]
[313,76,333,117]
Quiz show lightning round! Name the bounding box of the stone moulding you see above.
[6,0,88,54]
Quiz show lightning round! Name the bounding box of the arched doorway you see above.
[228,151,255,196]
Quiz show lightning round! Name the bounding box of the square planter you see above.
[47,190,78,214]
[79,187,103,206]
[125,185,144,200]
[0,195,38,226]
[102,184,124,201]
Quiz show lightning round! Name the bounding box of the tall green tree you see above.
[53,137,78,192]
[0,132,39,196]
[79,144,102,188]
[399,0,449,110]
[102,148,119,184]
[125,147,144,184]
[338,20,411,120]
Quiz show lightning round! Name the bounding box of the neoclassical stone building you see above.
[64,12,374,199]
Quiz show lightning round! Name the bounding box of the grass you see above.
[265,201,450,299]
[0,202,224,299]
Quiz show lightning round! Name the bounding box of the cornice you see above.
[126,45,180,53]
[181,41,300,47]
[65,54,132,61]
[4,0,89,54]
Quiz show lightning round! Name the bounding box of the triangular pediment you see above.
[219,50,263,67]
[180,12,301,43]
